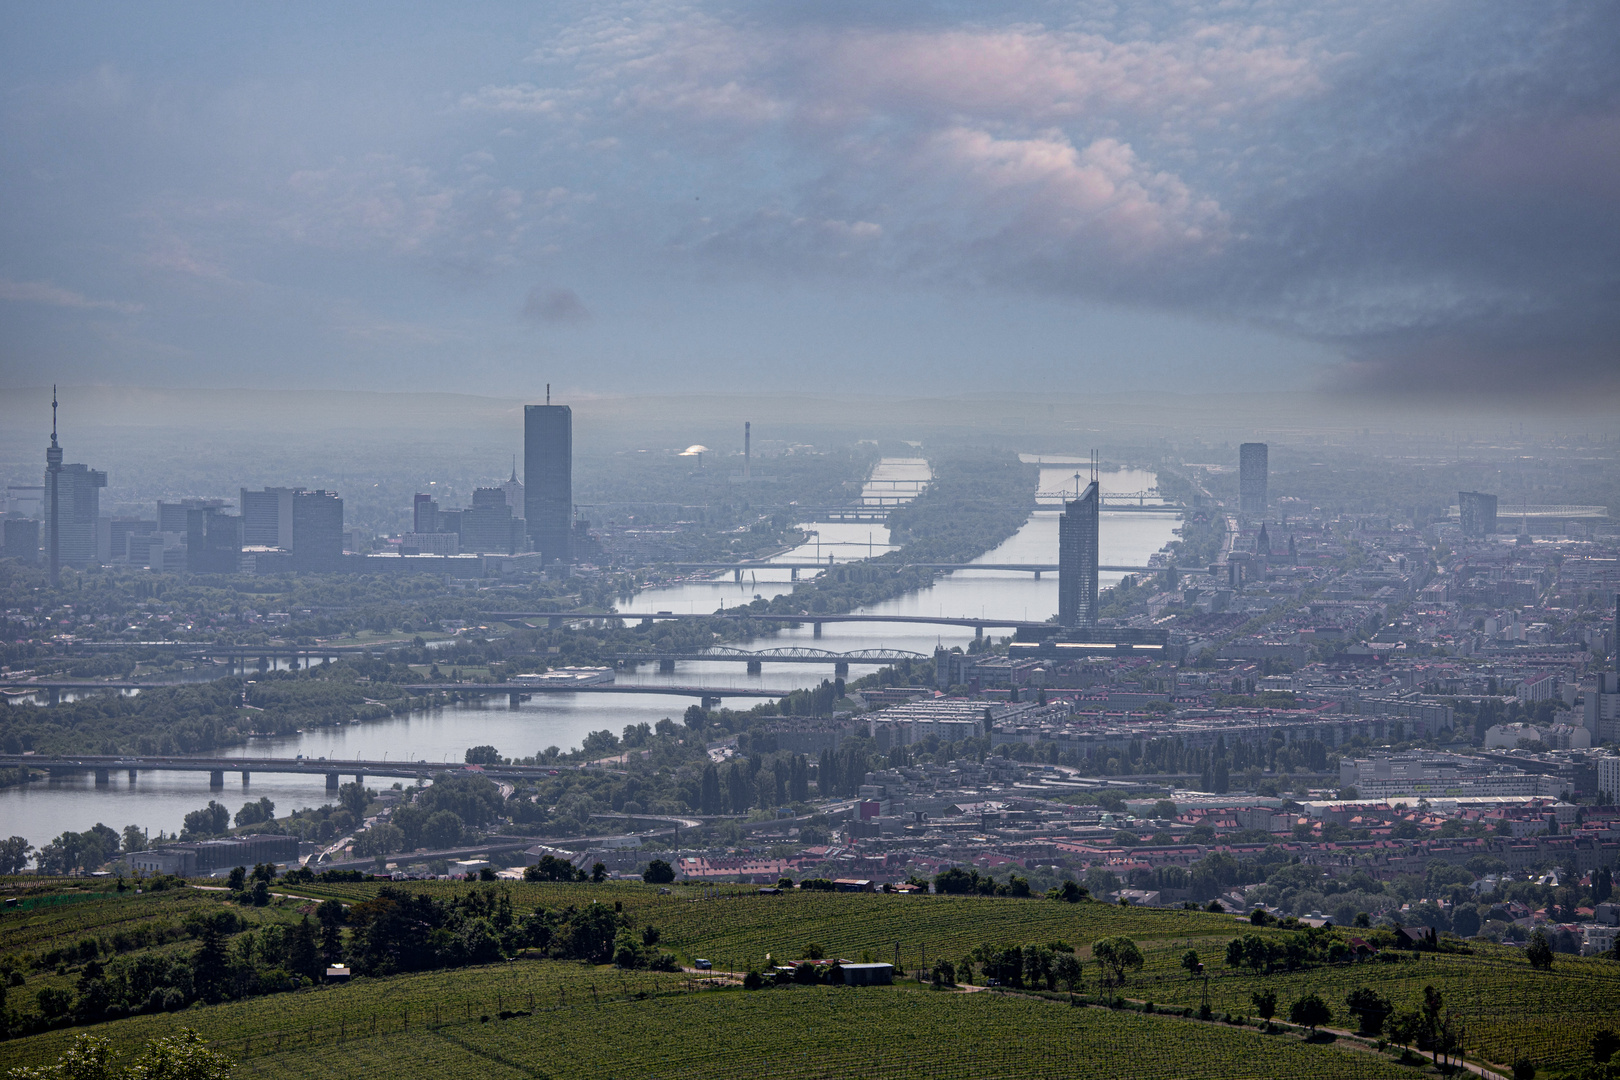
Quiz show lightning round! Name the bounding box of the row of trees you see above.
[694,754,811,815]
[926,937,1143,992]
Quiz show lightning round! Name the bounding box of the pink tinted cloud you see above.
[923,128,1227,256]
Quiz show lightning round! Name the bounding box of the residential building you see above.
[1459,491,1498,538]
[1059,479,1099,627]
[1588,673,1620,743]
[1599,755,1620,805]
[1240,442,1268,517]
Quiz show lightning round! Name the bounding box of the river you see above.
[0,465,1178,849]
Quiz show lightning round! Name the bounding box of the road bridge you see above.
[485,611,1051,638]
[0,753,605,791]
[3,679,794,709]
[614,645,927,675]
[664,561,1156,579]
[397,682,791,708]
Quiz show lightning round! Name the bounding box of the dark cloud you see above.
[3,1,1616,398]
[521,285,590,326]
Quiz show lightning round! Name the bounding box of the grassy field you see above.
[10,977,1428,1080]
[291,879,1235,969]
[6,878,1615,1075]
[284,880,1620,1073]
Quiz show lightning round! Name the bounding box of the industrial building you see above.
[125,834,299,877]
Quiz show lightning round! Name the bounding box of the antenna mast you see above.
[46,385,63,588]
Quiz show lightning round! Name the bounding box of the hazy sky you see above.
[2,2,1616,398]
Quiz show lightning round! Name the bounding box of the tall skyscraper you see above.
[1239,442,1268,517]
[42,390,107,577]
[524,388,572,566]
[241,487,301,548]
[1058,465,1100,628]
[1459,491,1498,538]
[290,490,344,570]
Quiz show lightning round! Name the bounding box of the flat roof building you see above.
[290,490,344,571]
[1459,491,1498,538]
[525,392,572,567]
[241,487,301,548]
[1239,442,1268,518]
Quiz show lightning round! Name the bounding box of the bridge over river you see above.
[0,753,609,790]
[1,679,793,708]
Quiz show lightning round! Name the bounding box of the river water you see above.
[0,465,1178,849]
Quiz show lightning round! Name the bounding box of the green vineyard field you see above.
[228,985,1427,1080]
[8,977,1428,1080]
[4,960,694,1069]
[7,878,1616,1075]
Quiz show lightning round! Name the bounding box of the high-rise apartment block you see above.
[290,490,344,570]
[1459,491,1498,538]
[524,397,572,566]
[241,487,301,548]
[1239,442,1268,517]
[1058,480,1100,628]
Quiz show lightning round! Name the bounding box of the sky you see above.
[1,1,1616,400]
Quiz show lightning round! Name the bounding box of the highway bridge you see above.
[3,680,794,708]
[487,611,1050,635]
[0,753,605,789]
[614,646,928,674]
[396,682,790,707]
[664,560,1156,579]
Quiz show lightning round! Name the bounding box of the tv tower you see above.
[46,385,62,587]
